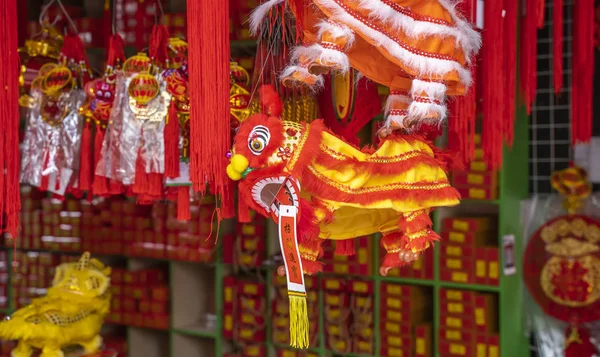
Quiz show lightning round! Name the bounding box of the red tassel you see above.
[177,187,191,221]
[572,0,595,144]
[481,0,505,169]
[92,125,109,196]
[164,101,180,178]
[109,180,124,195]
[520,0,541,114]
[79,120,92,192]
[335,240,355,256]
[553,0,564,94]
[503,0,518,147]
[147,173,163,197]
[132,150,148,195]
[448,65,476,167]
[565,325,597,357]
[187,0,232,211]
[0,0,21,237]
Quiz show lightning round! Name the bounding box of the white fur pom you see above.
[357,0,481,60]
[249,0,285,36]
[280,65,325,89]
[316,20,356,49]
[384,93,411,115]
[410,79,447,101]
[290,45,321,63]
[307,43,351,73]
[407,101,448,123]
[384,114,409,129]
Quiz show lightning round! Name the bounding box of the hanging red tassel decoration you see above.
[572,0,595,144]
[565,322,597,357]
[187,0,233,217]
[132,148,149,195]
[481,0,505,169]
[0,0,21,238]
[177,187,191,221]
[79,120,93,192]
[553,0,564,94]
[92,126,109,196]
[164,101,180,178]
[503,0,518,148]
[448,65,476,167]
[520,0,544,114]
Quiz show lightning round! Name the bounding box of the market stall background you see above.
[1,0,597,356]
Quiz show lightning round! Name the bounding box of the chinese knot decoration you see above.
[524,167,600,357]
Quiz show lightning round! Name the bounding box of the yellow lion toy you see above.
[0,252,111,357]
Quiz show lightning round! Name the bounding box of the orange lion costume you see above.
[251,0,481,132]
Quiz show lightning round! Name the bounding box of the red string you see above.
[572,0,595,144]
[553,0,564,94]
[503,0,518,147]
[206,207,223,245]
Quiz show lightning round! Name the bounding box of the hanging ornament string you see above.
[481,0,504,169]
[503,0,518,147]
[0,0,21,238]
[553,0,564,94]
[188,0,233,217]
[572,0,595,144]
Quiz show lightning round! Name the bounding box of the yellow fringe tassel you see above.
[288,293,310,348]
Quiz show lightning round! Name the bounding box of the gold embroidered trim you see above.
[407,229,429,241]
[404,210,427,222]
[319,144,431,163]
[308,166,451,193]
[287,123,311,172]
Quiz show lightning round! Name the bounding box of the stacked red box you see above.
[233,211,267,267]
[163,12,186,38]
[322,237,372,276]
[348,280,375,354]
[113,0,168,49]
[0,339,15,356]
[162,197,216,262]
[229,0,255,41]
[223,275,267,354]
[384,247,434,280]
[439,217,499,286]
[438,289,500,357]
[106,267,170,330]
[275,350,319,357]
[13,196,217,263]
[272,274,319,347]
[379,283,433,357]
[17,186,43,249]
[323,278,376,354]
[11,251,58,308]
[452,135,499,201]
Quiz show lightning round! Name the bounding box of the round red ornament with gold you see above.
[523,167,599,357]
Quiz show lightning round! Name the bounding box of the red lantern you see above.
[128,73,160,106]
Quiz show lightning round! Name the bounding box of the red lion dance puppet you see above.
[227,85,459,274]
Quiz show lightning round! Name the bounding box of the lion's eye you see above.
[248,125,270,155]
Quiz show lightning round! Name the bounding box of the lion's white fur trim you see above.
[316,20,356,49]
[249,0,285,35]
[279,65,325,89]
[407,101,448,123]
[410,79,447,100]
[384,93,412,115]
[356,0,481,61]
[307,43,351,73]
[313,0,472,86]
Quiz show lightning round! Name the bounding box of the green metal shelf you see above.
[438,281,501,293]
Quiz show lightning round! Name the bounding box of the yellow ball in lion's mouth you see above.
[226,164,242,181]
[230,154,249,173]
